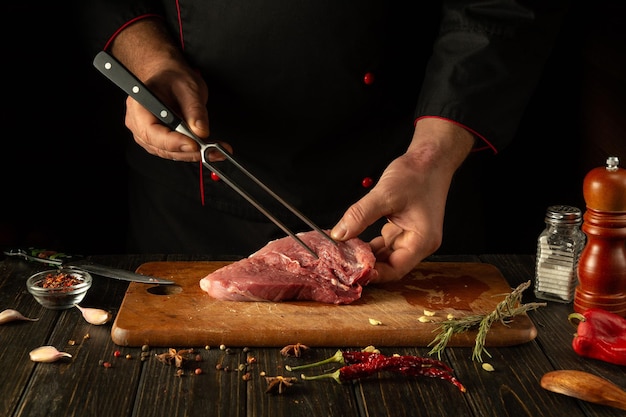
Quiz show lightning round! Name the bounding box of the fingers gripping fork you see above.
[93,51,335,257]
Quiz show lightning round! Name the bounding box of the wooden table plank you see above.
[15,315,141,417]
[2,254,624,417]
[481,254,626,417]
[4,259,140,417]
[352,346,470,417]
[0,261,63,417]
[249,348,362,417]
[129,345,247,417]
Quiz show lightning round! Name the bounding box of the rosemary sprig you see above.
[427,280,546,362]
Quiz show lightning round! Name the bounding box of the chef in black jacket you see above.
[80,0,567,282]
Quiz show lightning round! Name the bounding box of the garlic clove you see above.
[29,346,72,362]
[0,309,39,325]
[74,304,112,325]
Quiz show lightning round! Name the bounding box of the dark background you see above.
[1,2,624,257]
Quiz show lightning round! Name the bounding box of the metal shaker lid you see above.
[545,205,582,224]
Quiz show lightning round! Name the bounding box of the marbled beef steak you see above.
[199,231,377,304]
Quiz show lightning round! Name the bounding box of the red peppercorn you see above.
[210,172,220,181]
[361,177,374,188]
[195,368,203,375]
[113,350,122,357]
[103,362,112,368]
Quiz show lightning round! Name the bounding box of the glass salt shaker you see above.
[534,205,586,303]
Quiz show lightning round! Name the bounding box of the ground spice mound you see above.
[40,272,82,289]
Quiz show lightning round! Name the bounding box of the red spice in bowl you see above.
[40,271,84,289]
[27,269,92,310]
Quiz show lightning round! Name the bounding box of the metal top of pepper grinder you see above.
[575,156,626,317]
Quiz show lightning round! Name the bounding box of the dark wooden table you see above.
[1,254,624,417]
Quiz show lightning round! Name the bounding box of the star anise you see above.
[265,376,297,394]
[156,348,194,368]
[280,342,309,358]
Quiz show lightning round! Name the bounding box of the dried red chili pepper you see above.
[568,308,626,366]
[286,350,465,392]
[340,350,379,363]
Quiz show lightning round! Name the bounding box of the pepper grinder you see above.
[574,156,626,317]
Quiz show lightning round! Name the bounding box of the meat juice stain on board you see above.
[361,273,489,311]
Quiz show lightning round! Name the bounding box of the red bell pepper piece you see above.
[568,308,626,366]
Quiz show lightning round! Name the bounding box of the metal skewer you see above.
[93,51,336,258]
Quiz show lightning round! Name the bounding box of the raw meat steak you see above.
[199,230,378,304]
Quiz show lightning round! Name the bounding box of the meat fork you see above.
[93,51,334,258]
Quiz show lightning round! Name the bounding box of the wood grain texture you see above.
[4,254,625,417]
[111,262,537,348]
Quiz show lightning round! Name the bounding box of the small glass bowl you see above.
[26,268,92,310]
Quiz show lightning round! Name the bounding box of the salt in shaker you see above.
[534,205,586,303]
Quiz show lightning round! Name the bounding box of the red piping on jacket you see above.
[414,116,497,154]
[103,14,162,51]
[175,0,185,50]
[172,1,207,204]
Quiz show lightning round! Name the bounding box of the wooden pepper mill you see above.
[574,156,626,317]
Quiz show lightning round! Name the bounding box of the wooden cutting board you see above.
[111,262,538,348]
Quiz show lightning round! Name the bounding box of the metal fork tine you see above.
[176,127,335,259]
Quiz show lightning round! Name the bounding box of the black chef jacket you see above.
[79,0,567,254]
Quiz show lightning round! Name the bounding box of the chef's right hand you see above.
[110,18,232,162]
[124,64,233,162]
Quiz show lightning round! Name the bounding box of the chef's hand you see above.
[330,118,475,283]
[110,18,232,162]
[124,66,235,162]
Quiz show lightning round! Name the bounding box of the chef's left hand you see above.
[330,118,475,283]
